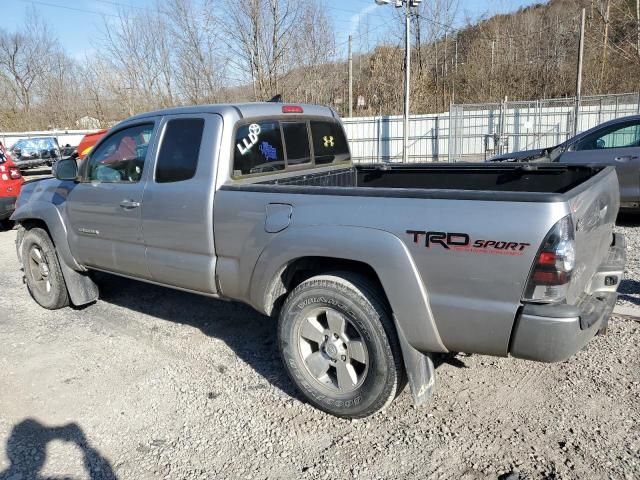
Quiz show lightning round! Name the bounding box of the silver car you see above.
[488,115,640,210]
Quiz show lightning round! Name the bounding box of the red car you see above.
[0,143,24,228]
[77,129,107,160]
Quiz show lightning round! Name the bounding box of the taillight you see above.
[9,167,21,179]
[523,215,575,302]
[282,105,303,114]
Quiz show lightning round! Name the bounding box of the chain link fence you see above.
[448,92,640,162]
[343,92,640,163]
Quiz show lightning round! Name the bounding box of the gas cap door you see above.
[265,203,293,233]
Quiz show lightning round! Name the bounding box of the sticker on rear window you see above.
[237,123,261,155]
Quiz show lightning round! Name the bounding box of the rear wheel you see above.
[21,227,70,309]
[278,272,404,418]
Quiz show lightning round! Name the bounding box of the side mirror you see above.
[53,158,78,181]
[596,139,605,149]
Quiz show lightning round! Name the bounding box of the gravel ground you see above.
[0,218,638,480]
[615,214,640,309]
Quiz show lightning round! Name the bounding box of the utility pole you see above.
[574,8,586,136]
[375,0,420,163]
[443,30,448,109]
[348,35,353,118]
[403,0,410,163]
[636,0,639,57]
[490,39,495,99]
[452,35,458,105]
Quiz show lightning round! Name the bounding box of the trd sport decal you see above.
[406,230,530,256]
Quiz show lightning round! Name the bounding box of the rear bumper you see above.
[509,233,625,363]
[0,196,17,220]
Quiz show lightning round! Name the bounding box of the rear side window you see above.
[576,120,640,150]
[234,121,285,176]
[156,118,204,183]
[310,121,350,164]
[282,122,311,165]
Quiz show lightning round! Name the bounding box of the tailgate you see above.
[565,166,619,304]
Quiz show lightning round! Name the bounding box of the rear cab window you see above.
[234,122,285,176]
[232,117,350,178]
[310,121,350,165]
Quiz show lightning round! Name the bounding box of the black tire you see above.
[0,218,14,231]
[21,227,70,309]
[278,272,404,418]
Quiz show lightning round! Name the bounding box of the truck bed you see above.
[246,164,605,200]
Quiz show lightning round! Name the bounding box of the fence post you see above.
[448,105,453,162]
[498,97,507,155]
[376,115,381,164]
[598,97,603,125]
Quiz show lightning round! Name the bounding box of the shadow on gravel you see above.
[0,419,116,480]
[616,212,640,227]
[618,279,640,306]
[93,272,303,400]
[93,273,469,404]
[432,352,470,369]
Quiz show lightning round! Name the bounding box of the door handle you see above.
[614,156,636,162]
[120,199,141,209]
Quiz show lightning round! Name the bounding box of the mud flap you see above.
[58,258,99,307]
[394,315,436,406]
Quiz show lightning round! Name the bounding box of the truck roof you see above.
[125,102,337,123]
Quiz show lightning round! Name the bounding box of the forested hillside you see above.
[0,0,638,130]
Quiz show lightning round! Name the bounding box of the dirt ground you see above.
[0,221,638,480]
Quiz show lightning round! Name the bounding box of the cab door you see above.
[65,121,158,278]
[559,119,640,208]
[141,113,222,293]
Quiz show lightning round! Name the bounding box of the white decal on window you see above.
[323,135,335,147]
[237,123,261,155]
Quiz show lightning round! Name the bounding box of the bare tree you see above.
[0,9,51,117]
[223,0,305,100]
[164,0,226,104]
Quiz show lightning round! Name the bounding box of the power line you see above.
[91,0,147,11]
[335,20,394,47]
[20,0,119,17]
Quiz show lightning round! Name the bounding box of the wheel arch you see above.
[13,203,98,307]
[249,225,447,354]
[13,201,81,271]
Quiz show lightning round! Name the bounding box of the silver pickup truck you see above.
[12,103,626,418]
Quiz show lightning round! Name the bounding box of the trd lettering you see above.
[406,230,470,249]
[407,229,530,254]
[473,240,530,251]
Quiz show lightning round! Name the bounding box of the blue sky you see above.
[4,0,539,60]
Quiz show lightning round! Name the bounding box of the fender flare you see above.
[12,201,98,306]
[12,200,81,271]
[249,225,447,354]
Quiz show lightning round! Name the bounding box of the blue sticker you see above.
[259,141,277,161]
